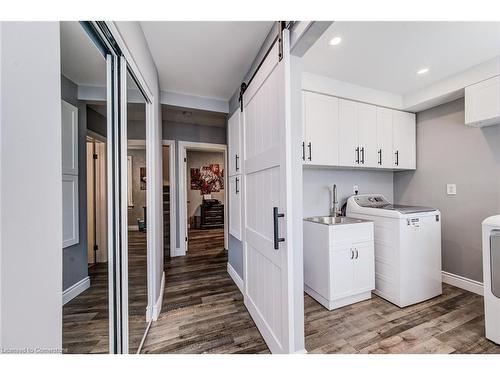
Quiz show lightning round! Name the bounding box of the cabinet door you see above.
[228,110,241,176]
[376,107,393,168]
[228,175,242,240]
[465,76,500,125]
[356,102,377,168]
[393,110,416,170]
[303,91,339,166]
[330,247,354,299]
[352,242,375,293]
[61,100,79,175]
[338,99,358,167]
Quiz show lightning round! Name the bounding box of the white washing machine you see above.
[347,194,442,307]
[482,215,500,345]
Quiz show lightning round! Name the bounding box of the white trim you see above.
[152,271,165,321]
[442,271,484,296]
[128,225,139,231]
[63,277,90,305]
[227,263,244,294]
[127,139,146,149]
[177,141,228,257]
[294,349,308,354]
[162,140,176,257]
[86,129,107,143]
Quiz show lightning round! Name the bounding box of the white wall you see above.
[111,22,164,317]
[0,22,62,351]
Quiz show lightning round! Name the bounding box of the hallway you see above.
[141,228,269,353]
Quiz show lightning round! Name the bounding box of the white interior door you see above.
[243,32,294,353]
[228,110,241,176]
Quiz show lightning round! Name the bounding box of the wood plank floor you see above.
[65,226,500,354]
[141,228,270,354]
[144,227,500,354]
[304,285,500,354]
[62,230,148,354]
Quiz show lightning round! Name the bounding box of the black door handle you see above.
[235,177,239,194]
[235,154,239,171]
[301,141,305,161]
[307,142,312,161]
[273,207,285,250]
[355,147,360,164]
[378,149,382,165]
[395,150,399,166]
[360,147,365,164]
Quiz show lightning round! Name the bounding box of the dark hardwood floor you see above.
[141,228,270,354]
[62,230,148,354]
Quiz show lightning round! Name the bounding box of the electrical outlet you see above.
[353,185,359,195]
[447,184,457,195]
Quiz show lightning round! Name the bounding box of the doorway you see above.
[177,142,228,257]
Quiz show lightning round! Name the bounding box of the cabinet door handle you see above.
[360,147,365,164]
[235,154,239,171]
[395,150,399,166]
[355,147,360,164]
[235,177,239,194]
[308,142,312,161]
[273,207,285,250]
[302,141,305,161]
[378,149,382,165]
[355,249,359,259]
[350,249,354,259]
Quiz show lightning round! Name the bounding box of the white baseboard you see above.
[128,225,139,231]
[442,271,484,296]
[63,276,90,305]
[227,263,244,294]
[152,271,165,321]
[294,348,308,354]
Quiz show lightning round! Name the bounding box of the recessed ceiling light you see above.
[329,36,342,46]
[417,67,429,75]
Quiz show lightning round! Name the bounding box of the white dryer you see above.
[347,194,442,307]
[482,215,500,345]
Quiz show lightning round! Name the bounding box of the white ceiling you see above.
[60,21,107,87]
[303,22,500,95]
[141,21,274,100]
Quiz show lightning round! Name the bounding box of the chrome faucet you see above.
[331,184,340,217]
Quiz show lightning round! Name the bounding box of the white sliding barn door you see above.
[243,31,294,353]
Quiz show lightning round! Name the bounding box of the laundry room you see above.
[300,21,500,353]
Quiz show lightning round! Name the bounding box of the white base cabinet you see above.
[303,219,375,310]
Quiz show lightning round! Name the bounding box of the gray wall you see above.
[394,98,500,283]
[162,118,227,250]
[303,168,394,217]
[61,75,89,290]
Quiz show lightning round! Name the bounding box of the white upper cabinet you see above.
[61,100,79,175]
[302,91,339,166]
[376,107,394,168]
[392,111,416,170]
[465,75,500,127]
[302,91,416,170]
[338,99,377,168]
[356,102,377,168]
[228,110,241,177]
[338,98,358,167]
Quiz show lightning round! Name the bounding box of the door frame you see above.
[162,140,176,256]
[177,141,228,257]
